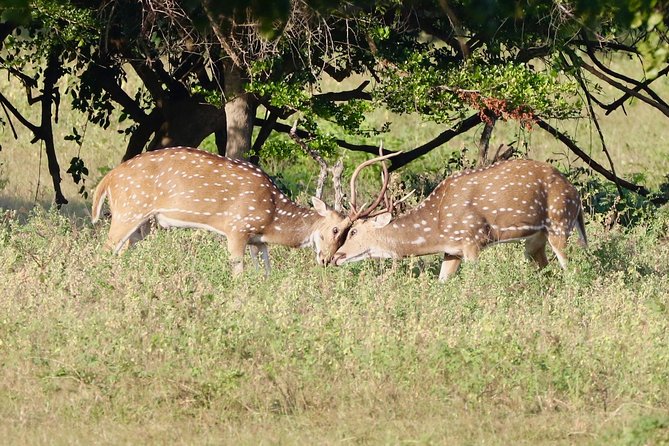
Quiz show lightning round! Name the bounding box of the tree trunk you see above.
[145,99,226,152]
[224,92,257,159]
[42,47,67,207]
[222,63,257,160]
[477,110,497,167]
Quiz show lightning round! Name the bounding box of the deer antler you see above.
[348,143,401,220]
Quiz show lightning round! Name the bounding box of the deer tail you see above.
[91,173,111,224]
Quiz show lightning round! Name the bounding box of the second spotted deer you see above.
[333,158,587,281]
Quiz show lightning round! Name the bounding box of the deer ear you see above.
[372,212,392,228]
[311,197,328,216]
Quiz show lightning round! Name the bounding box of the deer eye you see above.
[332,227,338,234]
[350,229,357,237]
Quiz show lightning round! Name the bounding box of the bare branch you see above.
[314,81,371,102]
[437,0,470,59]
[535,118,667,204]
[602,64,669,115]
[580,36,669,111]
[570,58,624,197]
[389,113,482,170]
[0,92,40,135]
[578,59,669,118]
[261,113,483,171]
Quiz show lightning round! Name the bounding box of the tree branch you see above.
[0,91,40,135]
[577,58,669,118]
[570,58,624,197]
[249,111,278,164]
[572,39,639,54]
[314,81,371,102]
[90,62,147,121]
[580,36,669,111]
[602,64,669,115]
[260,113,483,171]
[535,118,667,204]
[122,108,164,161]
[41,47,67,206]
[389,113,482,170]
[128,60,166,101]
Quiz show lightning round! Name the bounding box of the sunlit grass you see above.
[0,208,668,443]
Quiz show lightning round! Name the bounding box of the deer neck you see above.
[263,194,321,248]
[376,207,442,258]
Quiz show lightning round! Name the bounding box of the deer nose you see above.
[332,252,346,266]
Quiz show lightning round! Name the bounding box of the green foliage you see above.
[606,414,669,445]
[3,0,97,62]
[568,167,665,227]
[377,54,581,124]
[0,0,31,24]
[65,156,88,199]
[190,84,223,108]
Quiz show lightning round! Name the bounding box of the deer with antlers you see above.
[91,146,395,276]
[333,158,587,281]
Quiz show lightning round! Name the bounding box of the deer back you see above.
[431,159,581,243]
[97,147,280,232]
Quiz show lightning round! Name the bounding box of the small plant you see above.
[66,156,89,199]
[567,167,659,228]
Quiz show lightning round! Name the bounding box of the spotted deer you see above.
[91,146,394,276]
[333,158,587,281]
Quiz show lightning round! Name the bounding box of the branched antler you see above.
[348,143,401,220]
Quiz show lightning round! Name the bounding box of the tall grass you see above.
[0,207,668,444]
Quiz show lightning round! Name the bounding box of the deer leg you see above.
[248,243,271,277]
[547,234,569,269]
[524,232,549,268]
[462,244,481,262]
[227,235,249,276]
[130,220,152,243]
[106,218,149,254]
[248,245,261,270]
[258,244,271,277]
[439,254,462,282]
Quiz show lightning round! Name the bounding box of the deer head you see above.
[333,158,587,281]
[311,147,401,265]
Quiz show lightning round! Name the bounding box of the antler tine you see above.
[348,143,401,220]
[356,157,392,219]
[368,188,416,218]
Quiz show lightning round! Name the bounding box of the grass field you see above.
[1,59,669,444]
[1,208,668,444]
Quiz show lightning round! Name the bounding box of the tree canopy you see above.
[1,0,669,205]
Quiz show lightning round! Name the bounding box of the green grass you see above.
[0,208,668,444]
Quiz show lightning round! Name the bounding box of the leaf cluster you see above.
[377,53,581,123]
